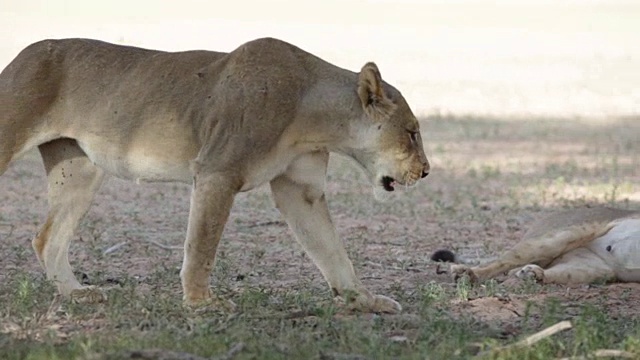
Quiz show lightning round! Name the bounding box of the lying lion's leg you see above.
[35,138,105,302]
[180,170,237,307]
[455,222,614,282]
[516,247,615,284]
[270,152,401,314]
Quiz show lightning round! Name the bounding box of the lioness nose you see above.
[421,171,429,178]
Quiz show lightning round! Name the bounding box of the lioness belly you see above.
[76,135,194,184]
[588,218,640,281]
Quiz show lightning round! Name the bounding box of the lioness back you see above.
[1,37,362,183]
[1,39,227,180]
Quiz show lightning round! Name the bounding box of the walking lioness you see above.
[0,37,430,313]
[433,207,640,285]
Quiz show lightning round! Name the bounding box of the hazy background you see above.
[1,0,638,118]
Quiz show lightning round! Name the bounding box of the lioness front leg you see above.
[270,153,401,314]
[180,171,237,308]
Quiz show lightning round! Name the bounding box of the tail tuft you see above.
[430,249,457,263]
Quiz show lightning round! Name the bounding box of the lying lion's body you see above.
[446,207,640,284]
[0,38,430,312]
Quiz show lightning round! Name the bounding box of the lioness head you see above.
[351,62,430,200]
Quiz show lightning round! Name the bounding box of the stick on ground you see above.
[557,349,637,360]
[478,321,573,357]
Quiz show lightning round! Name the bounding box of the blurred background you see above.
[1,0,638,119]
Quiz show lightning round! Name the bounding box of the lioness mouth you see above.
[381,176,396,191]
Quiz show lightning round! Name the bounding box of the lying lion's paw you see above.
[515,264,545,282]
[450,265,479,284]
[70,286,108,304]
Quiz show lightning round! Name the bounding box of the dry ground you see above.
[0,116,639,359]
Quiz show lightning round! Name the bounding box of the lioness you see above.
[433,207,640,285]
[0,37,430,313]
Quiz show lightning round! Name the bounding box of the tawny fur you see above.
[442,207,640,285]
[0,38,430,313]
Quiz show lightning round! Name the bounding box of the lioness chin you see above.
[0,37,430,313]
[433,207,640,285]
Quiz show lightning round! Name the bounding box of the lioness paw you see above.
[450,264,479,284]
[371,294,402,314]
[184,295,237,313]
[346,294,401,314]
[69,286,108,304]
[515,264,545,282]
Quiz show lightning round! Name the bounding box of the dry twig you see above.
[111,349,210,360]
[0,223,14,239]
[245,220,286,228]
[103,241,128,255]
[557,349,637,360]
[510,320,572,348]
[477,320,572,357]
[212,342,245,360]
[144,239,183,251]
[319,351,369,360]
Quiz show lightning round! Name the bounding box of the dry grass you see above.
[0,115,639,359]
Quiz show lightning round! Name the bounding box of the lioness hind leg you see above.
[270,152,401,314]
[34,138,105,302]
[516,248,615,285]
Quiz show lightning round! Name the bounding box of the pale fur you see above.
[0,38,430,313]
[450,207,640,285]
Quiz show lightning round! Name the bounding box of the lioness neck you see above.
[287,76,368,154]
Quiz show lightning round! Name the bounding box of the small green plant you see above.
[420,281,447,306]
[455,276,472,301]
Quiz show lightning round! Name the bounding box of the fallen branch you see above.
[144,239,183,251]
[211,313,240,334]
[0,223,14,239]
[113,349,210,360]
[477,320,572,357]
[319,351,368,360]
[212,342,245,360]
[510,320,572,348]
[558,349,637,360]
[103,241,128,255]
[245,220,286,228]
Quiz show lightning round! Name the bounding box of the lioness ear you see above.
[357,62,397,121]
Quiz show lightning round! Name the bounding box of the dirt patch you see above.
[451,296,526,324]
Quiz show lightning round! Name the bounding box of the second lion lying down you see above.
[433,207,640,285]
